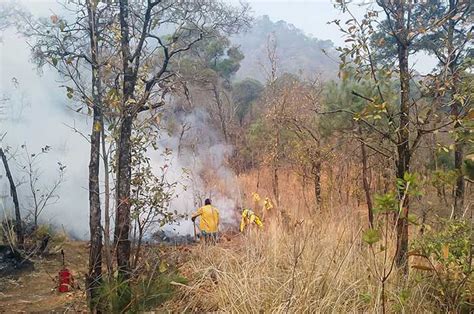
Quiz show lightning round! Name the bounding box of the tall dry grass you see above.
[164,210,437,313]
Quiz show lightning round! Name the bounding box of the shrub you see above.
[411,218,473,312]
[97,261,187,313]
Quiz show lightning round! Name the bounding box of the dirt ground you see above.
[0,241,89,313]
[0,232,242,313]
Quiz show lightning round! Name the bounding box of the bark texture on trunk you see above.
[453,136,464,217]
[272,126,280,207]
[213,85,229,143]
[312,160,322,210]
[85,0,103,310]
[360,137,373,228]
[0,148,24,247]
[272,163,280,207]
[114,113,133,306]
[395,27,411,274]
[115,0,134,306]
[447,0,465,218]
[101,126,113,275]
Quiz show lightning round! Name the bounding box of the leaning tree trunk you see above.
[85,0,103,310]
[0,148,23,247]
[394,28,411,274]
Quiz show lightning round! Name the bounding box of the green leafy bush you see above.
[97,263,187,313]
[411,219,473,312]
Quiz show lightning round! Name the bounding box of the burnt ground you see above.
[0,245,34,277]
[0,232,242,313]
[0,241,89,312]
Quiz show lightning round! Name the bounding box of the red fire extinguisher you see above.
[58,250,73,293]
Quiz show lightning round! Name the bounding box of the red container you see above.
[58,268,72,293]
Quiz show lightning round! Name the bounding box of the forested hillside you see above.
[233,15,338,81]
[0,0,472,313]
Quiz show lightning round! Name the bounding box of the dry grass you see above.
[164,210,437,313]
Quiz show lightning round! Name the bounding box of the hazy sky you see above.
[235,0,356,46]
[0,0,439,72]
[2,0,371,47]
[236,0,437,71]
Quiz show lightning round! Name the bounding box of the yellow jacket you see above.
[192,205,219,233]
[263,198,273,211]
[240,209,263,232]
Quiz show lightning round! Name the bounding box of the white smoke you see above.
[1,26,241,239]
[154,108,241,236]
[0,27,91,239]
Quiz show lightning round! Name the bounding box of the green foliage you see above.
[358,292,372,304]
[213,46,244,80]
[321,73,397,140]
[436,150,455,170]
[392,288,411,313]
[97,263,187,312]
[414,219,472,271]
[129,125,182,232]
[180,36,244,85]
[30,224,67,252]
[396,172,423,198]
[430,169,458,190]
[407,214,419,226]
[373,192,398,214]
[133,268,187,311]
[463,156,474,180]
[362,228,381,245]
[232,78,264,124]
[411,219,473,311]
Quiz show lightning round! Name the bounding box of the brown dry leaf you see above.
[412,264,434,271]
[441,244,449,259]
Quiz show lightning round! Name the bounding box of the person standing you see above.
[191,198,220,244]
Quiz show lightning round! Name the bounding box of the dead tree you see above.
[0,146,24,247]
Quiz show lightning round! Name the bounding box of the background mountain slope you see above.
[233,15,338,81]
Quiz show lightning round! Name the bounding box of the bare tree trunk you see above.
[301,174,310,211]
[272,162,280,207]
[85,1,103,310]
[447,0,465,218]
[115,113,133,306]
[358,128,373,228]
[394,21,411,273]
[101,126,113,275]
[272,126,280,206]
[272,164,280,205]
[453,135,464,217]
[26,157,40,229]
[213,84,229,143]
[312,161,322,210]
[116,1,134,305]
[133,225,144,270]
[0,148,23,247]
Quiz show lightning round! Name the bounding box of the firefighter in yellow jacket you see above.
[192,198,219,243]
[240,208,263,232]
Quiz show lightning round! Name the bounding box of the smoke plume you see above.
[0,26,241,239]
